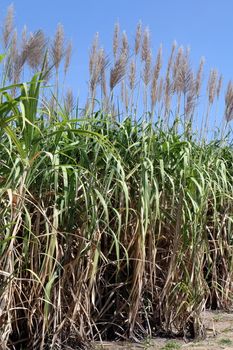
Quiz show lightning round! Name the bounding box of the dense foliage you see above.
[0,5,233,350]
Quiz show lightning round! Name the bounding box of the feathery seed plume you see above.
[164,42,176,113]
[151,45,162,100]
[151,80,157,112]
[11,29,18,61]
[110,50,127,90]
[64,88,74,114]
[121,31,129,58]
[157,77,164,102]
[154,45,162,82]
[64,41,72,76]
[89,32,99,76]
[151,47,162,111]
[89,45,107,113]
[207,69,218,104]
[14,52,25,84]
[3,4,14,48]
[143,48,152,86]
[52,23,65,71]
[167,41,177,75]
[164,79,171,113]
[121,81,128,112]
[216,74,223,99]
[195,57,205,96]
[25,30,46,70]
[129,59,136,90]
[98,48,108,78]
[185,79,196,117]
[135,21,142,55]
[113,22,120,60]
[7,29,18,82]
[174,48,193,94]
[101,64,107,98]
[13,60,21,84]
[173,46,183,92]
[21,25,27,49]
[89,47,107,109]
[141,27,150,62]
[225,80,233,122]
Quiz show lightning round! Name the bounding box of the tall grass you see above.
[0,5,233,350]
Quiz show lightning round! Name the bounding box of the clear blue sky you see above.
[1,0,233,110]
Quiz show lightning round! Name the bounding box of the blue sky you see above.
[0,0,233,115]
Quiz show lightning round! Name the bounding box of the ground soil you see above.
[93,311,233,350]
